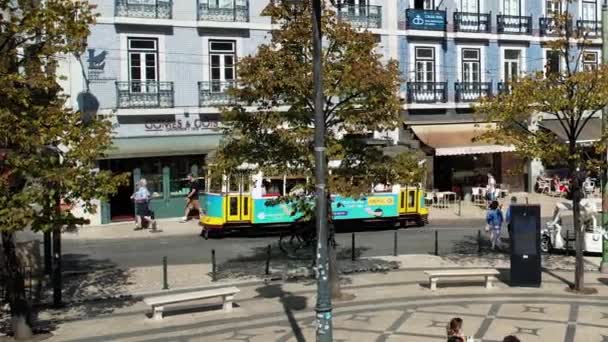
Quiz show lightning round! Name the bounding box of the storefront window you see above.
[169,156,205,197]
[140,160,163,198]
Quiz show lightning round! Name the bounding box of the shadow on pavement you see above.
[255,283,307,342]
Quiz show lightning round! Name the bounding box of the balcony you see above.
[497,15,532,34]
[197,0,249,22]
[453,12,491,33]
[576,20,602,38]
[539,17,572,36]
[497,82,512,94]
[116,81,174,109]
[115,0,172,19]
[454,82,492,102]
[199,81,237,107]
[405,9,447,31]
[406,82,447,103]
[338,5,382,29]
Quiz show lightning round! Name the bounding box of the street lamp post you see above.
[600,3,608,273]
[311,0,333,340]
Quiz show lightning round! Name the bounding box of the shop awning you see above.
[410,123,516,156]
[104,134,222,159]
[539,118,602,144]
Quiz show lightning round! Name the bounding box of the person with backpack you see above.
[486,200,504,250]
[131,178,157,231]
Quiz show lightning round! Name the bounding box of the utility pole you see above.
[311,0,333,339]
[601,2,608,274]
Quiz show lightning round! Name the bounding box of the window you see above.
[460,0,478,13]
[546,50,561,75]
[503,49,521,82]
[461,49,480,83]
[582,0,597,21]
[503,0,520,16]
[128,38,158,93]
[415,47,435,82]
[582,51,598,70]
[209,40,236,93]
[414,0,434,10]
[545,0,561,16]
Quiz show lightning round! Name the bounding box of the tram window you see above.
[408,191,416,207]
[262,178,284,197]
[373,183,391,193]
[286,178,307,195]
[209,177,222,193]
[242,175,251,193]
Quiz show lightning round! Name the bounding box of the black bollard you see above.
[394,230,398,256]
[478,229,482,254]
[211,249,217,282]
[434,230,439,256]
[458,199,462,216]
[565,231,570,256]
[162,256,168,290]
[265,245,271,276]
[351,233,356,261]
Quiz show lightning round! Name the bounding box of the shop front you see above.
[410,123,525,196]
[96,116,223,224]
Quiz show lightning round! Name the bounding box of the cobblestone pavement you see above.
[37,267,608,342]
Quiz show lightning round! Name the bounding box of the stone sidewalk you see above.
[36,264,608,342]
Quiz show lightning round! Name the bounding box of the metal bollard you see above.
[565,231,570,256]
[265,245,271,276]
[162,256,168,290]
[394,230,398,256]
[434,230,439,256]
[211,249,217,282]
[458,199,462,216]
[351,233,356,261]
[478,229,482,254]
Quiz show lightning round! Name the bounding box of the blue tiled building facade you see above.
[63,0,603,223]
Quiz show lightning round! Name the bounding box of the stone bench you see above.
[424,269,499,291]
[144,286,240,320]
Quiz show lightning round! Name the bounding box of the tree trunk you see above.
[1,232,33,340]
[43,231,51,275]
[569,158,584,291]
[328,231,342,299]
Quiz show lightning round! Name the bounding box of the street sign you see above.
[406,9,446,31]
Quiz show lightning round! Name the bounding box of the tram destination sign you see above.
[406,9,446,31]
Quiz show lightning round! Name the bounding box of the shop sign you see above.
[144,119,220,133]
[86,48,116,83]
[406,10,446,31]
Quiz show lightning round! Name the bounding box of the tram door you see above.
[400,187,418,214]
[226,173,251,222]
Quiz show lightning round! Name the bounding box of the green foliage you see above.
[214,0,423,221]
[0,0,128,233]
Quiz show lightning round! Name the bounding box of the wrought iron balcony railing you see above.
[197,0,249,22]
[116,81,174,109]
[497,15,532,34]
[338,5,382,29]
[199,81,237,107]
[453,12,491,33]
[454,82,492,102]
[576,20,602,38]
[115,0,172,19]
[497,82,513,94]
[539,17,572,36]
[406,82,447,103]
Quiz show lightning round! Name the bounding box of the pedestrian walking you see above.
[181,174,201,222]
[486,200,504,250]
[130,179,157,230]
[505,196,517,239]
[486,173,496,205]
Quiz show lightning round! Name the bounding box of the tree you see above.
[0,0,128,338]
[475,0,608,293]
[213,0,424,298]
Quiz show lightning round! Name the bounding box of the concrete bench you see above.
[424,269,499,291]
[144,286,240,320]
